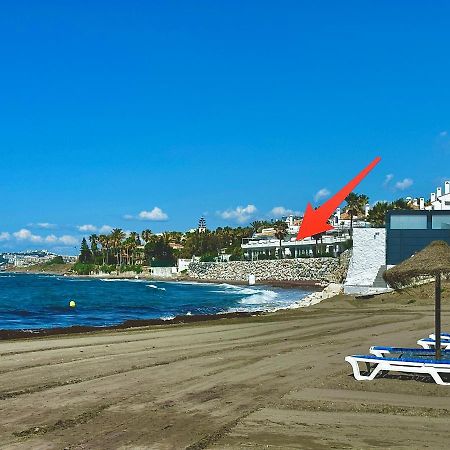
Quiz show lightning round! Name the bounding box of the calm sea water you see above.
[0,273,311,330]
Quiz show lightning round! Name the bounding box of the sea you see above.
[0,273,312,330]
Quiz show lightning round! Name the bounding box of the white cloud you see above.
[58,235,78,245]
[0,232,10,241]
[37,222,56,229]
[219,204,257,223]
[270,206,301,217]
[394,178,413,191]
[98,225,113,233]
[314,188,331,203]
[77,224,97,232]
[383,174,394,187]
[12,229,78,246]
[13,229,43,243]
[28,222,57,229]
[77,224,112,233]
[136,207,169,221]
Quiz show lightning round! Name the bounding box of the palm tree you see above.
[274,221,288,259]
[98,234,108,265]
[367,202,390,227]
[250,221,262,234]
[89,234,99,260]
[110,228,126,266]
[127,232,141,265]
[390,198,413,210]
[344,193,369,235]
[141,229,152,244]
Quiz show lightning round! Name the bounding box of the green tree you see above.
[367,202,390,227]
[45,255,65,265]
[89,234,99,260]
[79,238,92,263]
[141,229,153,243]
[367,198,414,227]
[110,228,126,266]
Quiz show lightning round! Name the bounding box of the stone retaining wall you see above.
[188,251,350,284]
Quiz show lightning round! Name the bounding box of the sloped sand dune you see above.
[1,282,449,449]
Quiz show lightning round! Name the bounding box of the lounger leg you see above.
[347,358,383,381]
[429,369,450,386]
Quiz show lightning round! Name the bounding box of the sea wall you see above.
[344,228,387,294]
[187,252,350,284]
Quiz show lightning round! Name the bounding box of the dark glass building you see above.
[386,210,450,265]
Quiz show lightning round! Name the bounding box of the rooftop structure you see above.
[424,180,450,210]
[198,217,207,233]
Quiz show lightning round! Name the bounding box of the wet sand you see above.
[1,282,449,449]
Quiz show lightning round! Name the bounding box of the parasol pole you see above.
[435,272,442,360]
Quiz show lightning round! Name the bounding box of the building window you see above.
[432,215,450,230]
[390,215,427,230]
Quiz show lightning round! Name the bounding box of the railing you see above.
[241,234,350,248]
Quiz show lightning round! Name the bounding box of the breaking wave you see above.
[146,284,166,291]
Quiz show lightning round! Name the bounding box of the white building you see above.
[425,181,450,210]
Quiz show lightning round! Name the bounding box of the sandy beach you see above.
[1,282,449,449]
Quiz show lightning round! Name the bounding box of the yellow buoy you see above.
[69,300,76,308]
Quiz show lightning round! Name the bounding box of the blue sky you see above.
[1,1,449,254]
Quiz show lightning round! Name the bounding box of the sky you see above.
[0,1,449,254]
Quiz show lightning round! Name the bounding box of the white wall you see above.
[151,267,177,278]
[344,228,387,294]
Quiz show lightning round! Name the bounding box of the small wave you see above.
[186,311,192,316]
[161,315,175,321]
[213,285,260,295]
[67,279,92,282]
[100,278,144,283]
[146,284,166,291]
[238,290,278,305]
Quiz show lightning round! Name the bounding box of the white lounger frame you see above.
[417,338,450,350]
[345,355,450,386]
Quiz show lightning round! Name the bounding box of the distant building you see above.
[424,180,450,210]
[198,217,207,233]
[0,251,77,267]
[398,180,450,212]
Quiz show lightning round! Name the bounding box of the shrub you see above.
[45,256,65,265]
[72,262,95,275]
[199,254,216,262]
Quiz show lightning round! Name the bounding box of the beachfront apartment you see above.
[241,211,361,261]
[241,230,351,261]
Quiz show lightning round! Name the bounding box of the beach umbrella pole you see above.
[435,273,441,360]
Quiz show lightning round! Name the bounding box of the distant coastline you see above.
[5,263,326,289]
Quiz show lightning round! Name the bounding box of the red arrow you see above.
[296,156,381,240]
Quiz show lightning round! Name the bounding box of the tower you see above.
[198,217,207,233]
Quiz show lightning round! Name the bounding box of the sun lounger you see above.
[345,354,450,385]
[417,334,450,350]
[369,346,450,357]
[429,333,450,340]
[417,338,450,349]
